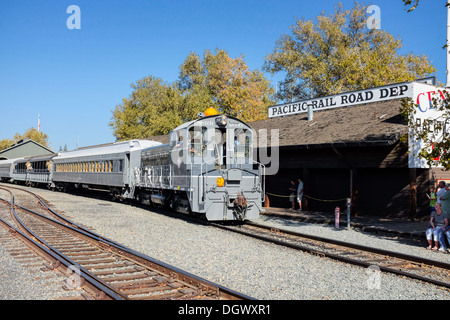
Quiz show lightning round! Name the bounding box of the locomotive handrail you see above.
[199,158,216,204]
[245,158,265,202]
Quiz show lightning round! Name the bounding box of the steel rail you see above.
[245,221,450,270]
[0,192,124,300]
[0,185,127,249]
[213,221,450,289]
[0,186,252,300]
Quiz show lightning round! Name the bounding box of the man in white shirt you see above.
[297,178,304,212]
[436,181,447,205]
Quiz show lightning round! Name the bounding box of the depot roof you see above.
[249,99,407,149]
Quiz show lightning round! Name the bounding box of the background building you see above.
[0,138,53,160]
[250,80,450,220]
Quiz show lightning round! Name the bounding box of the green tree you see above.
[0,128,50,151]
[264,2,436,101]
[0,139,13,151]
[109,76,185,141]
[110,49,276,141]
[400,0,449,169]
[400,92,450,170]
[402,0,449,12]
[402,0,420,11]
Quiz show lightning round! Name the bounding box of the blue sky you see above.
[0,0,447,151]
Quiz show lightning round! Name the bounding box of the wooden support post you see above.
[409,168,417,221]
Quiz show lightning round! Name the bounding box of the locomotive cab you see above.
[162,111,263,221]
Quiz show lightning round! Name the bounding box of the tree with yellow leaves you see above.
[264,2,436,102]
[180,49,275,122]
[0,128,50,152]
[110,49,275,141]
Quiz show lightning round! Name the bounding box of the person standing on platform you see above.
[436,181,447,205]
[439,184,450,252]
[427,185,437,214]
[297,178,304,212]
[289,180,296,210]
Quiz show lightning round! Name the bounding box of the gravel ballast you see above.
[0,185,449,300]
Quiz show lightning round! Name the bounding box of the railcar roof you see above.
[54,140,162,160]
[172,114,250,131]
[27,154,58,162]
[0,158,23,165]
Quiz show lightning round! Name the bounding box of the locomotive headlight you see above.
[217,177,225,187]
[215,115,227,126]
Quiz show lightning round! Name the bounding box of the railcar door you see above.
[170,129,189,188]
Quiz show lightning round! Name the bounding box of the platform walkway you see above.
[261,207,429,240]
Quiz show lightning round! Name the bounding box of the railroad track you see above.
[213,221,450,289]
[0,185,252,300]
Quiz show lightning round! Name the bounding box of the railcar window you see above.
[234,129,251,160]
[214,128,226,168]
[188,126,208,161]
[16,163,26,173]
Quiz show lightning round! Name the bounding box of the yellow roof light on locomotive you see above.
[205,107,218,117]
[217,177,225,187]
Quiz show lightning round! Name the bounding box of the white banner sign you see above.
[268,82,413,118]
[409,83,448,168]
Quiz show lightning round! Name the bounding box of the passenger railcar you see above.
[52,140,161,198]
[136,109,264,221]
[26,154,56,187]
[11,154,56,187]
[12,158,28,182]
[0,158,19,182]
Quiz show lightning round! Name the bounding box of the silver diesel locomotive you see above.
[136,109,264,221]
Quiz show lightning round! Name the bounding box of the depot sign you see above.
[268,78,438,118]
[268,82,413,118]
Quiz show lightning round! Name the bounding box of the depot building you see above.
[250,78,450,220]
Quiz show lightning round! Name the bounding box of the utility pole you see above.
[446,0,450,87]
